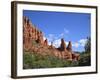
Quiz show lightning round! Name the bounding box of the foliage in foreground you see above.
[79,53,91,66]
[23,51,91,69]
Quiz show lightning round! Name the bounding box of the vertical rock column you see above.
[37,31,44,45]
[67,41,72,51]
[60,38,66,51]
[23,17,34,50]
[67,41,73,60]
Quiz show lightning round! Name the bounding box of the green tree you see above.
[78,37,91,66]
[84,37,91,53]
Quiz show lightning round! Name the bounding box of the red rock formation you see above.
[37,31,44,44]
[23,16,80,61]
[23,17,45,50]
[67,41,72,51]
[72,53,80,61]
[23,17,33,50]
[60,38,66,51]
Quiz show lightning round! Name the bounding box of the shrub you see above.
[23,52,80,69]
[23,51,91,69]
[78,53,91,66]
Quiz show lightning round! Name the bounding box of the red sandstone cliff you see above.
[23,16,80,61]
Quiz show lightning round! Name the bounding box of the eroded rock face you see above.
[72,53,80,61]
[67,41,72,51]
[37,31,44,44]
[23,17,44,50]
[23,16,80,61]
[60,38,66,51]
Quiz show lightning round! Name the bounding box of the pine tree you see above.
[84,37,91,53]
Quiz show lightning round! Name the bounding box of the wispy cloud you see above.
[64,28,69,34]
[47,28,69,42]
[46,28,87,51]
[53,39,61,48]
[43,36,46,40]
[47,34,56,45]
[50,39,69,48]
[47,34,54,41]
[72,42,80,48]
[79,39,87,47]
[59,33,64,37]
[46,34,87,51]
[59,28,69,38]
[72,38,87,48]
[46,28,69,48]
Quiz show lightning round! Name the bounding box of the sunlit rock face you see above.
[23,16,80,61]
[23,17,44,50]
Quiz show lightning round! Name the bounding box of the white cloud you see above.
[48,41,51,45]
[53,39,61,48]
[66,41,69,46]
[53,39,69,48]
[46,38,61,48]
[59,33,64,37]
[46,37,87,49]
[72,42,80,48]
[43,36,46,40]
[72,38,87,48]
[48,34,54,37]
[47,34,55,42]
[49,39,69,48]
[48,34,54,40]
[64,28,69,34]
[79,39,87,47]
[59,28,69,38]
[47,34,56,46]
[46,30,87,50]
[47,28,69,44]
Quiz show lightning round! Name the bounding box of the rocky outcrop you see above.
[60,38,66,51]
[72,53,80,61]
[67,41,72,51]
[23,17,44,50]
[37,31,44,44]
[23,16,80,61]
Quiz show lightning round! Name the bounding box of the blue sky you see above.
[23,10,91,52]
